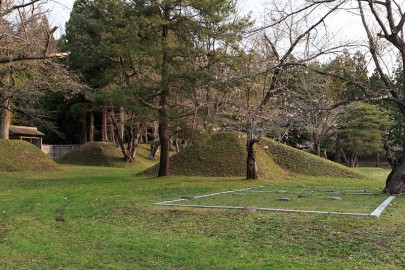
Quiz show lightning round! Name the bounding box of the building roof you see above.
[9,125,45,137]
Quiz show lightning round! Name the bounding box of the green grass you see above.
[0,164,404,269]
[0,140,59,172]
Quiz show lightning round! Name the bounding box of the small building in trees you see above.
[9,125,45,149]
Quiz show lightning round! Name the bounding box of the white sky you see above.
[46,0,365,40]
[45,0,385,73]
[45,0,75,36]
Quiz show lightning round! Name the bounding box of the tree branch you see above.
[396,12,405,32]
[359,0,387,7]
[327,95,401,110]
[258,1,344,111]
[358,1,400,101]
[247,0,337,34]
[0,0,42,17]
[263,34,279,61]
[135,96,162,110]
[43,26,58,56]
[367,0,390,38]
[0,52,70,64]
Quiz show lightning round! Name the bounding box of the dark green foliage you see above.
[0,140,59,172]
[336,103,392,158]
[37,92,90,144]
[62,0,138,88]
[375,68,405,146]
[325,50,369,101]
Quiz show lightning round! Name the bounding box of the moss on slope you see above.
[0,140,59,172]
[259,137,360,178]
[142,132,248,177]
[142,132,361,179]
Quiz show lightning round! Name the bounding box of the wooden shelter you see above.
[9,125,45,149]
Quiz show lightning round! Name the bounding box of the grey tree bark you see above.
[0,98,11,139]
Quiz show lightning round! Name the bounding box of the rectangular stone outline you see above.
[155,186,395,218]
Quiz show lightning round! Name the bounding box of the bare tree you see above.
[244,0,349,179]
[355,0,405,194]
[299,0,405,194]
[288,68,338,156]
[0,0,69,139]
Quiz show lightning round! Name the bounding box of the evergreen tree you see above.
[62,0,139,88]
[63,0,250,172]
[336,103,392,167]
[130,0,250,176]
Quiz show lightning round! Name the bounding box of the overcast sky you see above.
[46,0,277,36]
[45,0,365,42]
[45,0,74,36]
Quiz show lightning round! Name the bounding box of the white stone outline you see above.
[155,186,396,218]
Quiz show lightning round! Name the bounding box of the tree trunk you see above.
[246,138,259,179]
[89,110,95,142]
[80,114,87,144]
[384,167,405,194]
[174,137,180,153]
[153,121,159,141]
[110,115,132,162]
[0,98,11,139]
[383,139,405,194]
[334,147,342,163]
[314,142,321,156]
[119,107,125,142]
[144,127,149,144]
[109,108,115,142]
[129,126,140,161]
[101,106,108,142]
[348,153,357,168]
[384,161,405,194]
[376,153,379,167]
[157,9,171,177]
[149,142,159,160]
[158,115,170,176]
[340,149,349,167]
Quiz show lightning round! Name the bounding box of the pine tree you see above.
[130,0,250,176]
[64,0,250,175]
[336,103,392,167]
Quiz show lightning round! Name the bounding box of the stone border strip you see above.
[369,195,396,218]
[155,186,265,205]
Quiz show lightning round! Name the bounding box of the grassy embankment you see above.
[0,140,59,172]
[58,142,157,168]
[142,132,361,179]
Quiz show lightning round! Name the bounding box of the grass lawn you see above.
[0,165,404,269]
[172,185,390,214]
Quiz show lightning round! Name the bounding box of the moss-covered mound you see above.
[142,132,361,179]
[58,142,157,168]
[143,132,248,177]
[0,140,59,172]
